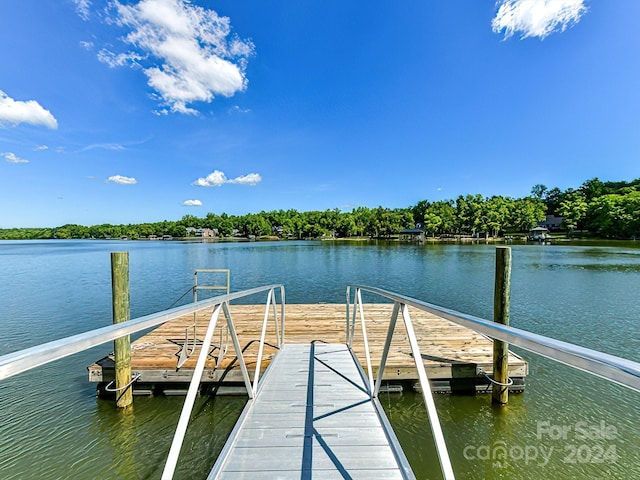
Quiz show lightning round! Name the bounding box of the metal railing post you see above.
[373,301,400,398]
[222,302,253,398]
[356,288,375,396]
[279,285,286,346]
[345,286,351,345]
[400,303,455,480]
[349,291,357,348]
[253,288,273,395]
[271,289,280,349]
[161,302,223,479]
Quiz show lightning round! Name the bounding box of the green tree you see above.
[543,187,563,215]
[137,223,156,238]
[178,214,201,229]
[586,192,640,238]
[52,224,90,239]
[423,212,442,237]
[351,207,372,237]
[430,200,455,234]
[530,184,548,200]
[455,194,484,236]
[319,209,340,237]
[558,191,588,232]
[169,223,187,237]
[579,178,605,202]
[284,209,304,238]
[215,213,234,236]
[335,212,357,237]
[411,199,430,226]
[238,213,271,237]
[483,196,513,238]
[511,197,546,232]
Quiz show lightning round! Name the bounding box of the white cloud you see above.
[192,169,262,187]
[182,199,202,206]
[78,143,126,152]
[193,169,226,187]
[34,145,48,151]
[0,90,58,129]
[2,152,29,164]
[106,175,137,185]
[97,49,145,68]
[80,41,95,50]
[230,173,262,185]
[103,0,255,114]
[492,0,588,40]
[230,105,251,114]
[73,0,91,21]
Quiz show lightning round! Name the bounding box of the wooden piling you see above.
[492,246,511,405]
[111,251,133,408]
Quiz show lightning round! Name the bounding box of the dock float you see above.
[209,342,412,479]
[88,303,527,395]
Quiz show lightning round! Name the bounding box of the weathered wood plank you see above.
[88,303,528,389]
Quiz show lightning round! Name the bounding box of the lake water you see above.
[0,240,638,479]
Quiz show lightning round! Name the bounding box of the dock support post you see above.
[112,251,133,409]
[492,246,511,405]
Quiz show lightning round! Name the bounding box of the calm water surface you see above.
[0,240,639,479]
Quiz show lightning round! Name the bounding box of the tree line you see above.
[1,178,639,240]
[532,178,640,239]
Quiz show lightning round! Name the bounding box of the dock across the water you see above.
[88,303,527,395]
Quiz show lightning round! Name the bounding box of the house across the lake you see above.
[539,215,563,230]
[186,227,216,238]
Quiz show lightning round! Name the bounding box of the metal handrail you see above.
[0,283,285,479]
[0,284,283,381]
[161,285,285,479]
[347,286,456,480]
[347,285,640,480]
[351,285,640,392]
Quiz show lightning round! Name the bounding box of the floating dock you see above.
[88,303,527,395]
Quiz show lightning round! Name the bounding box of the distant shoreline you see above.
[2,235,638,248]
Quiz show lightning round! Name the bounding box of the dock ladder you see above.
[177,269,231,369]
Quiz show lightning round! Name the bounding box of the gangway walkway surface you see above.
[208,342,414,479]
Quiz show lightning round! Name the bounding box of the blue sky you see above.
[1,0,639,228]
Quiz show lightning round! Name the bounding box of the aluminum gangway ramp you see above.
[208,343,414,479]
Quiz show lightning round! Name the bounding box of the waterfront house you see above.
[539,215,564,230]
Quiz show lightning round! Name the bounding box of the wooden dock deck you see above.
[88,303,527,395]
[209,343,412,479]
